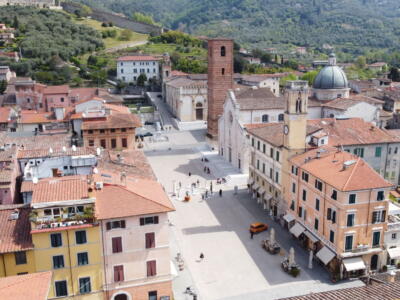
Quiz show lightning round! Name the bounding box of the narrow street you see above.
[144,130,364,300]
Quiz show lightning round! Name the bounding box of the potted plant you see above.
[289,267,300,277]
[29,211,38,222]
[382,265,388,272]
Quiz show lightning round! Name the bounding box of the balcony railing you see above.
[30,212,95,230]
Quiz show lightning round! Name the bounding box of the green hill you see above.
[73,0,400,55]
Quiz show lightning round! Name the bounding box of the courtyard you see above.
[144,129,364,300]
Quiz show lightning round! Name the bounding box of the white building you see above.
[236,74,283,97]
[0,66,15,82]
[164,75,207,122]
[117,55,161,84]
[385,202,400,267]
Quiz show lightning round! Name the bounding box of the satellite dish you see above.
[32,177,38,184]
[96,148,101,156]
[62,146,66,152]
[93,167,98,174]
[49,147,53,154]
[72,145,77,152]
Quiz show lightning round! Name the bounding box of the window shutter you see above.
[147,260,156,276]
[381,210,386,222]
[146,233,155,249]
[106,222,111,230]
[332,211,336,224]
[119,265,124,281]
[154,216,159,224]
[327,208,332,220]
[112,237,122,253]
[121,220,126,228]
[140,218,145,226]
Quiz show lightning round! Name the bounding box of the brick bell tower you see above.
[207,38,234,139]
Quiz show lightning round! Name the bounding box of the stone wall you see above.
[61,2,163,35]
[0,0,54,7]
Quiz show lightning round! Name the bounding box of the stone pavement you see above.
[145,130,365,300]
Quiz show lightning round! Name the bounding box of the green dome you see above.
[313,65,348,90]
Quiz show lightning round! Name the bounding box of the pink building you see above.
[95,175,175,300]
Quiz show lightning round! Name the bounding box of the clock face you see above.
[284,125,289,135]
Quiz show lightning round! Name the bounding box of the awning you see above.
[253,184,260,191]
[304,230,319,243]
[283,213,295,223]
[388,247,400,259]
[264,193,272,200]
[389,202,400,215]
[343,257,366,272]
[259,188,265,195]
[316,246,336,265]
[289,223,305,238]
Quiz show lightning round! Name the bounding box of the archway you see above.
[370,254,378,270]
[112,291,131,300]
[195,102,203,120]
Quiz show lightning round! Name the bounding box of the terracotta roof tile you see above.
[43,85,69,94]
[104,104,131,114]
[81,113,141,130]
[0,205,33,253]
[0,271,52,300]
[166,77,207,88]
[307,118,400,146]
[291,146,393,191]
[247,123,320,147]
[0,107,11,123]
[97,150,156,180]
[95,176,174,220]
[17,146,96,159]
[0,132,71,150]
[29,175,90,204]
[279,281,400,300]
[19,111,52,124]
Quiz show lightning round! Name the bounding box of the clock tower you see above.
[281,80,309,215]
[283,80,309,152]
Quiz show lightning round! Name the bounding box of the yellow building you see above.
[0,205,36,277]
[22,175,104,299]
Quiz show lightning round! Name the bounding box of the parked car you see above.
[135,132,153,138]
[250,222,268,233]
[157,94,162,98]
[144,121,155,125]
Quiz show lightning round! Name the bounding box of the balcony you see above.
[30,209,95,231]
[388,215,400,231]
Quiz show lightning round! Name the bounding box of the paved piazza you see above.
[144,130,364,300]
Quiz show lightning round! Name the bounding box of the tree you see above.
[13,16,19,29]
[355,56,366,69]
[119,29,133,41]
[0,80,7,95]
[137,73,147,86]
[301,70,319,85]
[90,70,107,86]
[132,12,157,25]
[280,73,298,87]
[389,67,400,82]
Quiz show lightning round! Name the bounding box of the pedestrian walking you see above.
[250,231,254,239]
[188,172,191,177]
[204,166,207,172]
[196,179,200,187]
[199,253,204,261]
[201,194,205,200]
[210,183,213,194]
[219,189,222,197]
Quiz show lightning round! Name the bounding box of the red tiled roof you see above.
[29,175,90,204]
[279,281,400,300]
[17,146,96,159]
[0,205,33,253]
[171,70,188,76]
[104,104,131,114]
[0,271,52,300]
[95,177,175,220]
[0,107,10,123]
[82,113,141,130]
[117,55,161,61]
[307,118,400,146]
[43,85,69,95]
[19,111,52,124]
[291,146,393,191]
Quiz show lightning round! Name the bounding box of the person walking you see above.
[199,253,204,261]
[219,189,222,197]
[210,182,213,194]
[196,179,200,187]
[250,231,254,239]
[189,172,191,177]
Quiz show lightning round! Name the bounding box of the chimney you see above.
[316,150,321,159]
[388,270,397,283]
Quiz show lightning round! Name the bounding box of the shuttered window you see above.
[113,265,124,282]
[145,232,155,249]
[147,260,157,277]
[112,237,122,253]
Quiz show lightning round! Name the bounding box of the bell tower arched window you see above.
[221,46,226,57]
[262,114,269,123]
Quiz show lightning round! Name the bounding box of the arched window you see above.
[262,114,269,123]
[278,114,284,121]
[221,46,226,57]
